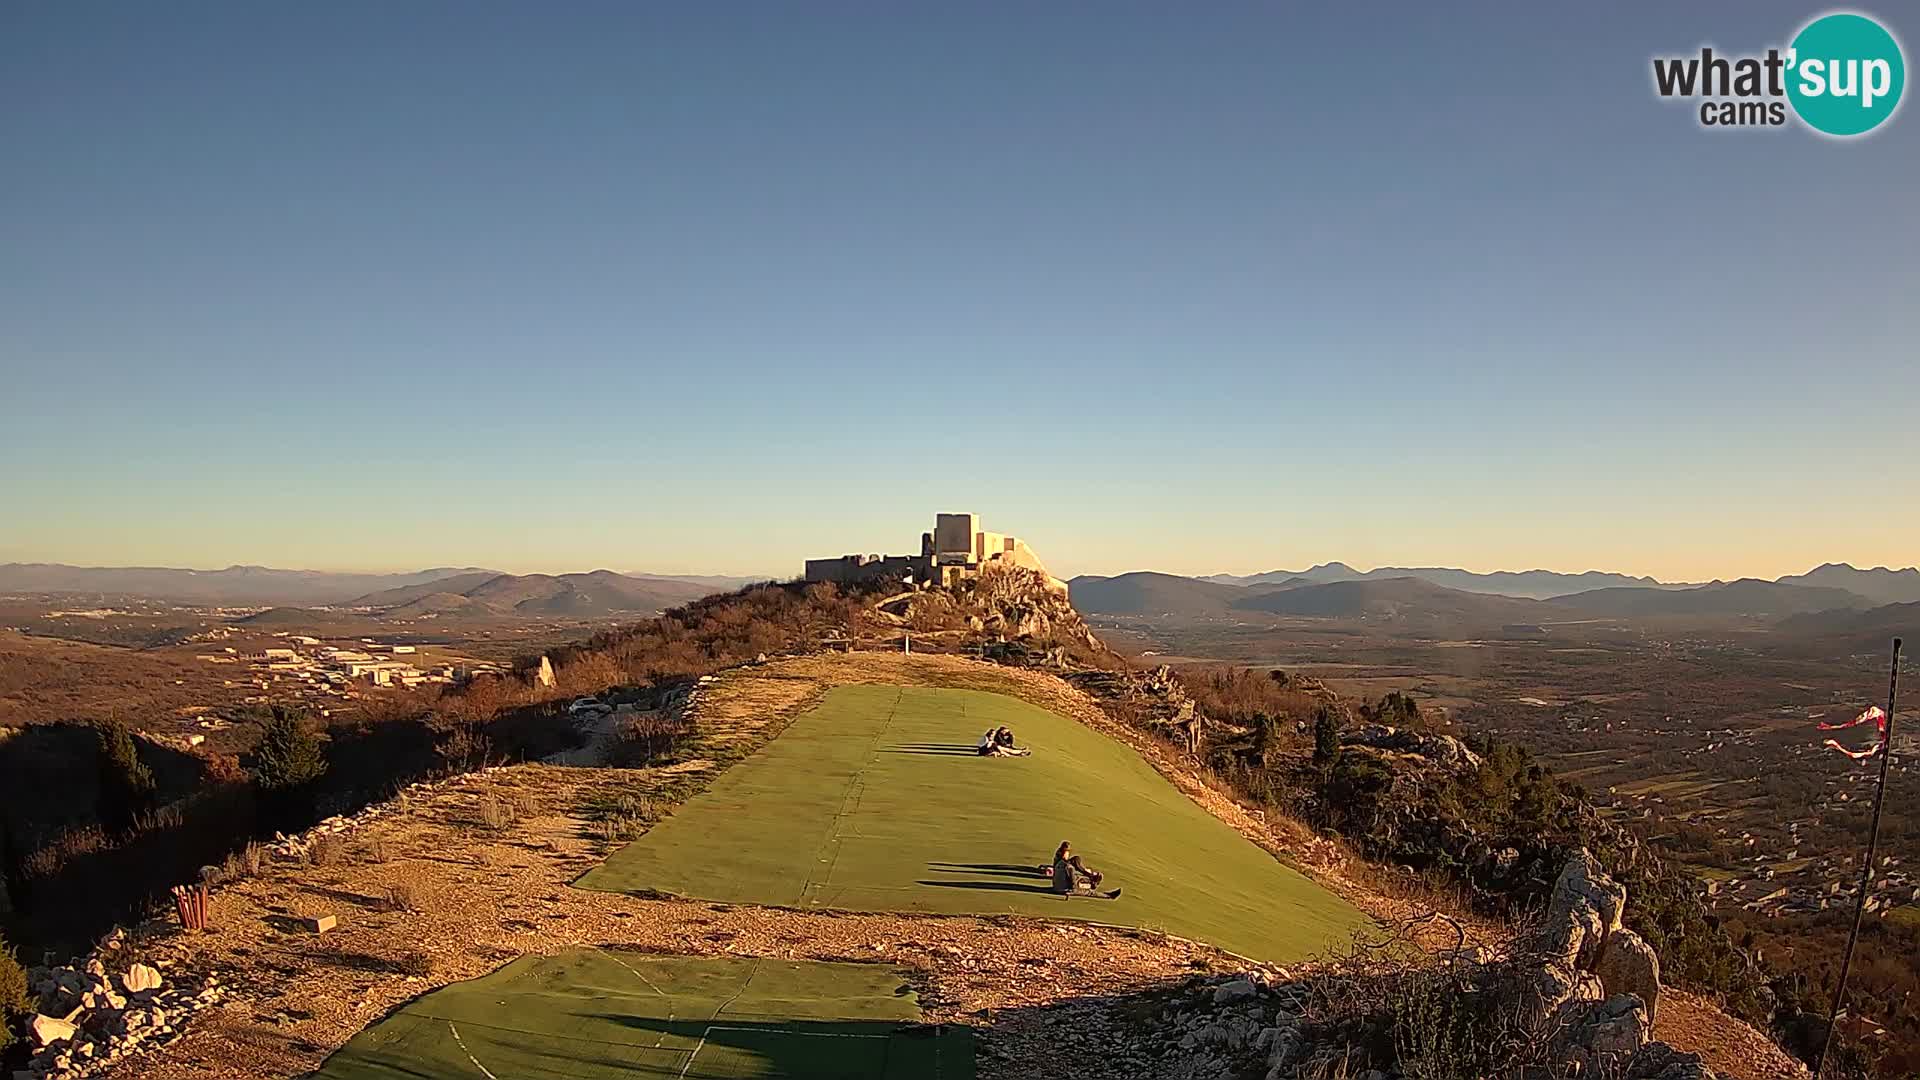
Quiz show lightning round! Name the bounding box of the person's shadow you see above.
[926,861,1048,879]
[919,861,1057,895]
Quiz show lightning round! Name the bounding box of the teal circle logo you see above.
[1787,12,1905,136]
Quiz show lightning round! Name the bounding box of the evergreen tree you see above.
[94,719,156,831]
[1312,705,1343,768]
[252,706,327,792]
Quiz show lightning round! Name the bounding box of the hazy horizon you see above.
[5,4,1915,583]
[3,550,1914,589]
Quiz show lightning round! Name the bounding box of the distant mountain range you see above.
[350,570,719,618]
[1200,562,1673,600]
[1191,561,1920,605]
[0,562,755,609]
[0,564,501,606]
[1068,573,1550,629]
[1072,563,1911,628]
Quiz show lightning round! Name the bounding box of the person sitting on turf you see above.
[1068,853,1103,889]
[1051,842,1103,893]
[975,726,1031,757]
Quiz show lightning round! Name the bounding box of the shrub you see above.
[434,721,492,774]
[309,834,345,867]
[395,949,434,977]
[19,824,109,881]
[385,881,418,912]
[476,794,514,831]
[252,706,328,792]
[217,839,268,883]
[611,712,689,767]
[0,930,28,1054]
[511,789,539,818]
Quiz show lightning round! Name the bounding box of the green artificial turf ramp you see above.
[312,952,971,1080]
[579,684,1371,962]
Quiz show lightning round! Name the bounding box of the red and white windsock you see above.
[1820,706,1889,759]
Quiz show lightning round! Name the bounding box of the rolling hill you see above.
[1547,578,1872,617]
[1773,562,1920,606]
[1775,600,1918,642]
[1066,572,1246,616]
[337,572,502,609]
[352,570,721,618]
[1231,576,1549,625]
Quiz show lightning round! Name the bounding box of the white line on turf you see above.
[447,1022,499,1080]
[703,1026,888,1039]
[593,948,676,1047]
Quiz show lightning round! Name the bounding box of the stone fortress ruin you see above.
[804,513,1067,595]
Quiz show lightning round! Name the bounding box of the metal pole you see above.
[1816,637,1902,1079]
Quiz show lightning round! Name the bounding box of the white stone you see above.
[122,962,164,995]
[29,1015,77,1048]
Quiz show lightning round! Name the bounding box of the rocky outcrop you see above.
[1595,927,1662,1022]
[868,564,1100,653]
[1339,723,1484,772]
[1553,993,1654,1076]
[1109,852,1708,1079]
[1064,665,1209,749]
[1524,851,1688,1075]
[20,931,224,1080]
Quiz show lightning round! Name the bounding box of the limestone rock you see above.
[1339,724,1484,771]
[29,1014,78,1048]
[535,655,556,689]
[1521,961,1583,1028]
[1552,850,1628,937]
[122,963,164,995]
[1538,850,1626,968]
[1595,927,1662,1022]
[1556,994,1652,1074]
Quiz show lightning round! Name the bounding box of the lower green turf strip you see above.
[312,952,971,1080]
[579,684,1371,962]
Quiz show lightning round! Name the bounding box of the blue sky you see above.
[3,3,1915,581]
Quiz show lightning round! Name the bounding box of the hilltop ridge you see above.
[1,566,1818,1079]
